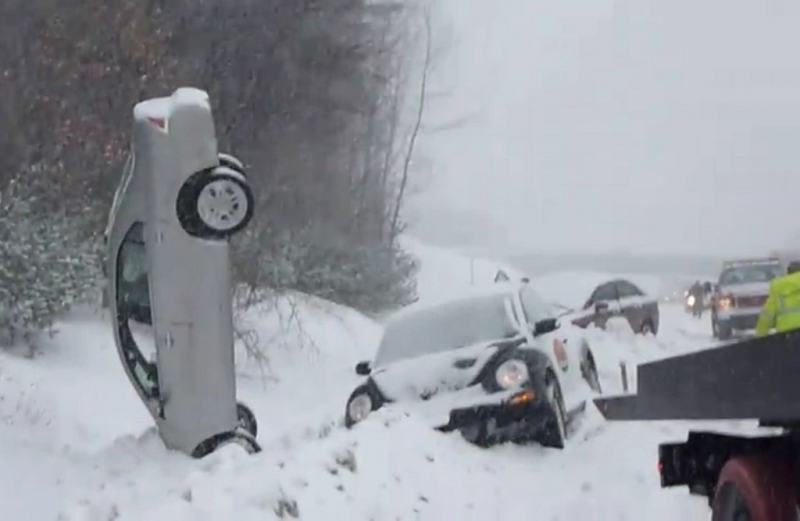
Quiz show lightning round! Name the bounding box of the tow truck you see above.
[595,331,800,521]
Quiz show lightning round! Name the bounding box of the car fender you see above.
[538,329,594,412]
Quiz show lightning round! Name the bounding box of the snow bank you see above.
[402,237,526,305]
[0,239,749,521]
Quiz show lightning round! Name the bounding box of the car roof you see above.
[389,282,525,323]
[722,258,781,269]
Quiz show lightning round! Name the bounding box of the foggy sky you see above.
[408,0,800,257]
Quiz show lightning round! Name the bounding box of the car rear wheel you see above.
[581,354,602,394]
[640,319,656,336]
[539,371,567,449]
[236,402,258,438]
[191,430,261,458]
[176,167,254,239]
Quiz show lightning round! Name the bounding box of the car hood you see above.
[371,340,506,404]
[720,282,770,297]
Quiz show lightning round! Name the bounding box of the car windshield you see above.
[374,294,519,367]
[719,265,783,285]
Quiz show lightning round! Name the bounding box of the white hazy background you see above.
[408,0,800,257]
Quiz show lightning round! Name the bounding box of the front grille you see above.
[735,295,767,308]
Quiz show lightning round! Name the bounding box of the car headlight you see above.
[495,359,529,389]
[686,295,696,306]
[718,296,733,311]
[347,393,373,424]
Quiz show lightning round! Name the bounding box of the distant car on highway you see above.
[571,279,660,335]
[344,283,602,448]
[711,258,783,340]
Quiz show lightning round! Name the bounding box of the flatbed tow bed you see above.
[595,330,800,521]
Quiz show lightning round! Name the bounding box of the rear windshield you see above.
[375,294,519,367]
[719,264,783,285]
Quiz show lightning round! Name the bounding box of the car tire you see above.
[539,371,567,449]
[236,402,258,438]
[459,421,489,447]
[717,321,733,341]
[344,383,383,428]
[581,353,602,394]
[640,319,656,336]
[176,167,254,239]
[218,152,245,175]
[191,430,261,458]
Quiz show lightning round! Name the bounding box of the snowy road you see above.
[0,275,761,520]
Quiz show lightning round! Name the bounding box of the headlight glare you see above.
[495,359,529,389]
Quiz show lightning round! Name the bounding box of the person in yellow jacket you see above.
[755,261,800,337]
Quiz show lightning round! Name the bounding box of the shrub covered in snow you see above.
[0,173,102,350]
[234,226,418,315]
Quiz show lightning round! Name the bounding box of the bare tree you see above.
[390,10,432,240]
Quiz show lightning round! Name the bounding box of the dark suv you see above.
[571,279,660,335]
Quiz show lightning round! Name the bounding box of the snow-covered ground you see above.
[0,242,761,520]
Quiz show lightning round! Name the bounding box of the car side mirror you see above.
[355,361,371,376]
[595,301,610,315]
[533,318,559,336]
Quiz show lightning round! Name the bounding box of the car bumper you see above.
[436,386,553,444]
[717,309,761,330]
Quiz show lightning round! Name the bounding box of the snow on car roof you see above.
[389,282,523,324]
[133,87,210,121]
[722,257,781,268]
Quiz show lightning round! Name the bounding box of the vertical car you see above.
[106,87,259,457]
[572,279,660,335]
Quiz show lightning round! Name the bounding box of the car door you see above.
[115,222,160,404]
[615,280,646,332]
[586,282,621,329]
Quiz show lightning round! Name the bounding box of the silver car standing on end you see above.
[105,87,259,457]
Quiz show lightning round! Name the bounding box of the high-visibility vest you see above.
[756,272,800,336]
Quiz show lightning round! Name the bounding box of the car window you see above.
[591,282,618,303]
[116,222,159,400]
[616,281,644,299]
[719,265,783,286]
[375,294,519,367]
[520,286,553,325]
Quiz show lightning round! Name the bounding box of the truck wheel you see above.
[712,454,797,521]
[539,371,567,449]
[177,167,254,239]
[236,402,258,438]
[717,321,733,341]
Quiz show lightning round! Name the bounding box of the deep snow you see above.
[0,242,764,520]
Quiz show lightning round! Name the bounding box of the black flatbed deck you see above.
[595,331,800,423]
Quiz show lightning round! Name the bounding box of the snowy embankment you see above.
[0,239,749,520]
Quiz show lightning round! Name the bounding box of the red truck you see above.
[595,331,800,521]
